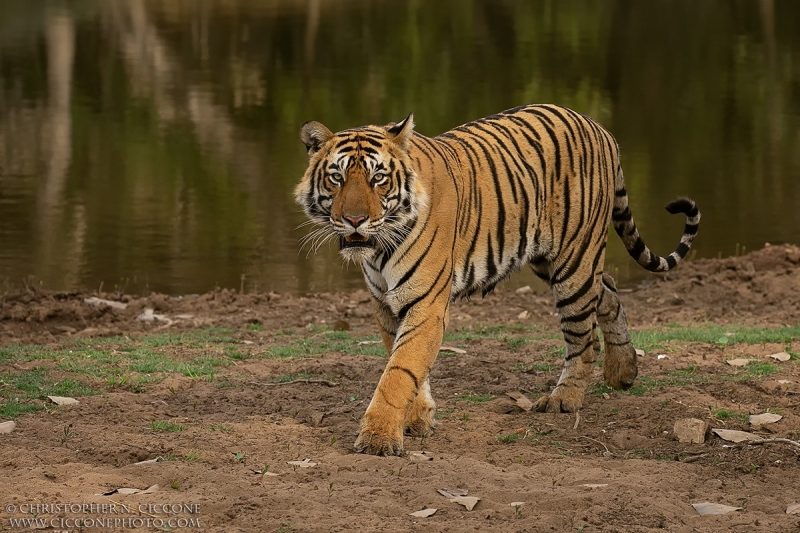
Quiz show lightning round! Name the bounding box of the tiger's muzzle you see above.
[340,234,377,250]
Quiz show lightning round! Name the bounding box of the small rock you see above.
[749,413,782,426]
[0,421,16,434]
[517,310,529,320]
[47,396,79,406]
[515,286,532,294]
[692,502,742,515]
[674,418,708,443]
[726,358,752,367]
[635,349,645,357]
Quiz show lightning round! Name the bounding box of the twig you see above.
[748,438,800,450]
[680,453,707,463]
[259,379,339,387]
[576,436,610,456]
[573,412,581,430]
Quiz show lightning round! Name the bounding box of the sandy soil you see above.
[1,244,799,532]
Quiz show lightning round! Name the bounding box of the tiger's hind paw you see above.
[534,385,585,413]
[403,391,437,437]
[603,343,638,390]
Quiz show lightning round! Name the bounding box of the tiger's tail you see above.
[611,167,700,273]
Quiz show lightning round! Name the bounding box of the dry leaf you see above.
[581,484,608,488]
[263,472,279,477]
[287,458,317,468]
[787,503,800,514]
[47,396,79,406]
[506,391,534,412]
[777,380,792,385]
[692,502,742,515]
[439,346,466,354]
[509,502,525,507]
[450,496,480,511]
[142,484,159,494]
[408,451,433,461]
[0,421,16,434]
[241,340,255,345]
[357,340,380,346]
[635,349,645,357]
[409,508,437,518]
[116,488,142,495]
[437,488,469,498]
[769,352,791,362]
[749,413,782,426]
[726,358,752,367]
[711,429,763,443]
[132,457,161,465]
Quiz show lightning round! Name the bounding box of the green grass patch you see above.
[630,324,800,352]
[711,408,748,425]
[151,420,186,432]
[496,433,524,444]
[512,362,558,372]
[0,369,96,419]
[0,328,248,417]
[264,332,386,359]
[455,393,493,403]
[590,359,782,397]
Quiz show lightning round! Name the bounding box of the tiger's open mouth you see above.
[340,234,377,250]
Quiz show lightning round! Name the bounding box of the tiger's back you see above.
[295,104,699,456]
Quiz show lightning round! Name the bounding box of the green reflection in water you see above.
[0,0,798,295]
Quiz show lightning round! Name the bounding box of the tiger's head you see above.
[294,115,425,263]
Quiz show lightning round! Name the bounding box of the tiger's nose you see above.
[344,214,367,228]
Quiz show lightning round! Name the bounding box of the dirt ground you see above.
[1,243,800,532]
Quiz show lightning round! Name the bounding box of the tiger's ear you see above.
[300,121,333,157]
[386,113,415,150]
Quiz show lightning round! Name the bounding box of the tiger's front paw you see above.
[534,384,585,413]
[353,411,404,456]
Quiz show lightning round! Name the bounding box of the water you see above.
[1,0,799,295]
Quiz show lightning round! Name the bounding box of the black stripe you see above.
[390,227,440,290]
[388,366,419,390]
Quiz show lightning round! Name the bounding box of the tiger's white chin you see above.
[340,246,375,264]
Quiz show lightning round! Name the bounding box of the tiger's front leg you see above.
[354,296,449,456]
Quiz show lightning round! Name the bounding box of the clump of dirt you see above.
[0,244,799,532]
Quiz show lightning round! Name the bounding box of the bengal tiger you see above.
[295,104,700,456]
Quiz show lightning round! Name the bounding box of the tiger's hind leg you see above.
[533,259,602,413]
[597,273,637,389]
